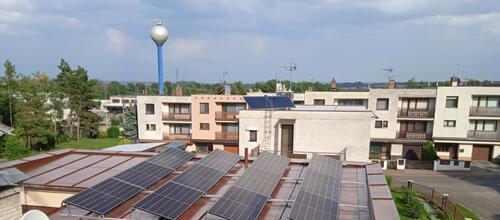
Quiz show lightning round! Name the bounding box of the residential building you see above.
[433,82,500,162]
[190,94,246,154]
[137,95,191,142]
[238,105,373,161]
[368,88,436,161]
[303,91,369,108]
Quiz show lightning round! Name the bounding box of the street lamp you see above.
[150,19,169,95]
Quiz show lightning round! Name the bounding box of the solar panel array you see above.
[244,96,295,109]
[288,154,343,220]
[64,148,194,215]
[134,149,241,220]
[209,152,289,220]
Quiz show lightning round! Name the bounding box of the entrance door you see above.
[472,145,492,161]
[281,125,294,156]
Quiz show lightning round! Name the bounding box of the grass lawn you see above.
[457,204,480,220]
[1,138,121,161]
[55,138,120,150]
[391,190,430,220]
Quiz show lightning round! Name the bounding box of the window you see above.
[338,99,366,107]
[146,124,156,131]
[222,124,239,132]
[196,143,213,155]
[472,96,500,107]
[122,99,129,104]
[222,104,245,112]
[313,99,325,105]
[169,124,190,135]
[145,104,155,114]
[436,145,448,152]
[470,120,498,131]
[169,104,190,114]
[112,99,120,103]
[200,123,210,130]
[375,120,388,128]
[200,103,209,113]
[376,99,389,110]
[443,120,456,127]
[445,96,458,108]
[249,130,257,142]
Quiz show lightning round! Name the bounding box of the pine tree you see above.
[122,105,138,141]
[1,60,18,127]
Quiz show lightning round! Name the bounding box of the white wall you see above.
[433,87,500,139]
[434,160,471,171]
[238,109,373,161]
[304,91,369,106]
[137,96,191,141]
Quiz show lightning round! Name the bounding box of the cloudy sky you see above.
[1,0,500,83]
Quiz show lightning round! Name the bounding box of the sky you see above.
[1,0,500,83]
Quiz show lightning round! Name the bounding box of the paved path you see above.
[386,163,500,220]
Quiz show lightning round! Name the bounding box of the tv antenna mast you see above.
[381,67,396,80]
[281,60,297,91]
[220,71,228,83]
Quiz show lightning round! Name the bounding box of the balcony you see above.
[215,111,238,121]
[467,130,500,140]
[162,112,191,121]
[469,107,500,117]
[163,133,191,140]
[398,108,434,118]
[396,131,432,140]
[215,132,238,141]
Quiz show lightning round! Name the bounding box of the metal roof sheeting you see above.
[103,143,166,152]
[0,168,27,186]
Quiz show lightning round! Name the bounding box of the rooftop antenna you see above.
[220,71,228,83]
[381,67,396,81]
[281,60,297,91]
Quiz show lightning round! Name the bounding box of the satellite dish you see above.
[20,210,49,220]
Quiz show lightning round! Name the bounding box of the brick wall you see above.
[0,187,22,220]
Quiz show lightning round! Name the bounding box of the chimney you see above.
[224,84,232,95]
[450,76,460,87]
[174,84,183,96]
[388,79,397,89]
[330,77,337,91]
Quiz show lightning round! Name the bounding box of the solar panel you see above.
[65,178,143,215]
[288,154,343,220]
[133,149,240,219]
[148,147,194,169]
[134,182,204,220]
[64,148,192,215]
[114,161,174,188]
[208,152,289,220]
[209,186,268,220]
[244,96,295,109]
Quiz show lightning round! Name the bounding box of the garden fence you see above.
[391,179,467,220]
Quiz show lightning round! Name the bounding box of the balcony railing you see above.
[467,130,500,140]
[215,131,238,141]
[162,112,191,121]
[397,108,434,118]
[163,133,191,140]
[469,107,500,117]
[215,111,238,121]
[396,131,432,140]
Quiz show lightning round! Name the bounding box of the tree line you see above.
[0,59,101,159]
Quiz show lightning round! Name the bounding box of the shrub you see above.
[5,135,31,160]
[119,138,132,145]
[111,116,122,126]
[404,189,425,218]
[385,175,393,188]
[107,126,120,138]
[421,141,437,161]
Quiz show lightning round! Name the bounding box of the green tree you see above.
[4,135,30,160]
[107,126,120,138]
[421,141,437,161]
[1,60,19,127]
[14,74,54,148]
[107,81,127,96]
[465,79,480,86]
[122,105,138,141]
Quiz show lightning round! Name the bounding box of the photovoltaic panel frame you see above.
[208,152,289,220]
[288,154,343,220]
[64,148,193,215]
[244,96,295,109]
[133,149,240,219]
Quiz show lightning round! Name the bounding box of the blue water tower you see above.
[150,19,169,95]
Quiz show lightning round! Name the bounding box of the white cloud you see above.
[170,39,204,60]
[365,0,433,15]
[106,28,129,54]
[403,12,500,36]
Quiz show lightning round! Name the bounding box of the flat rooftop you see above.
[1,149,398,220]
